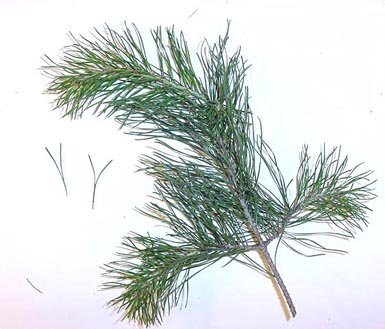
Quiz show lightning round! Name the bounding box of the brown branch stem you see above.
[239,199,296,318]
[216,134,296,318]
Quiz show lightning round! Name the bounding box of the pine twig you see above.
[42,21,376,326]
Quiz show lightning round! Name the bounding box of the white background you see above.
[1,0,385,328]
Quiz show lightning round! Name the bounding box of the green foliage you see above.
[42,22,376,327]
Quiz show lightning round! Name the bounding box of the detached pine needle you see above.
[45,143,68,196]
[88,155,113,209]
[42,22,376,326]
[26,278,43,294]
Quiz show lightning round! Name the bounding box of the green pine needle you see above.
[45,143,68,196]
[88,155,113,209]
[42,21,376,327]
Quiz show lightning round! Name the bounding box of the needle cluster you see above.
[42,22,376,326]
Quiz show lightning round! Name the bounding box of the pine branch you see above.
[42,22,376,326]
[272,145,375,256]
[103,234,251,326]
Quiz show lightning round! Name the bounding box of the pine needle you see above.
[88,155,113,209]
[45,143,68,196]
